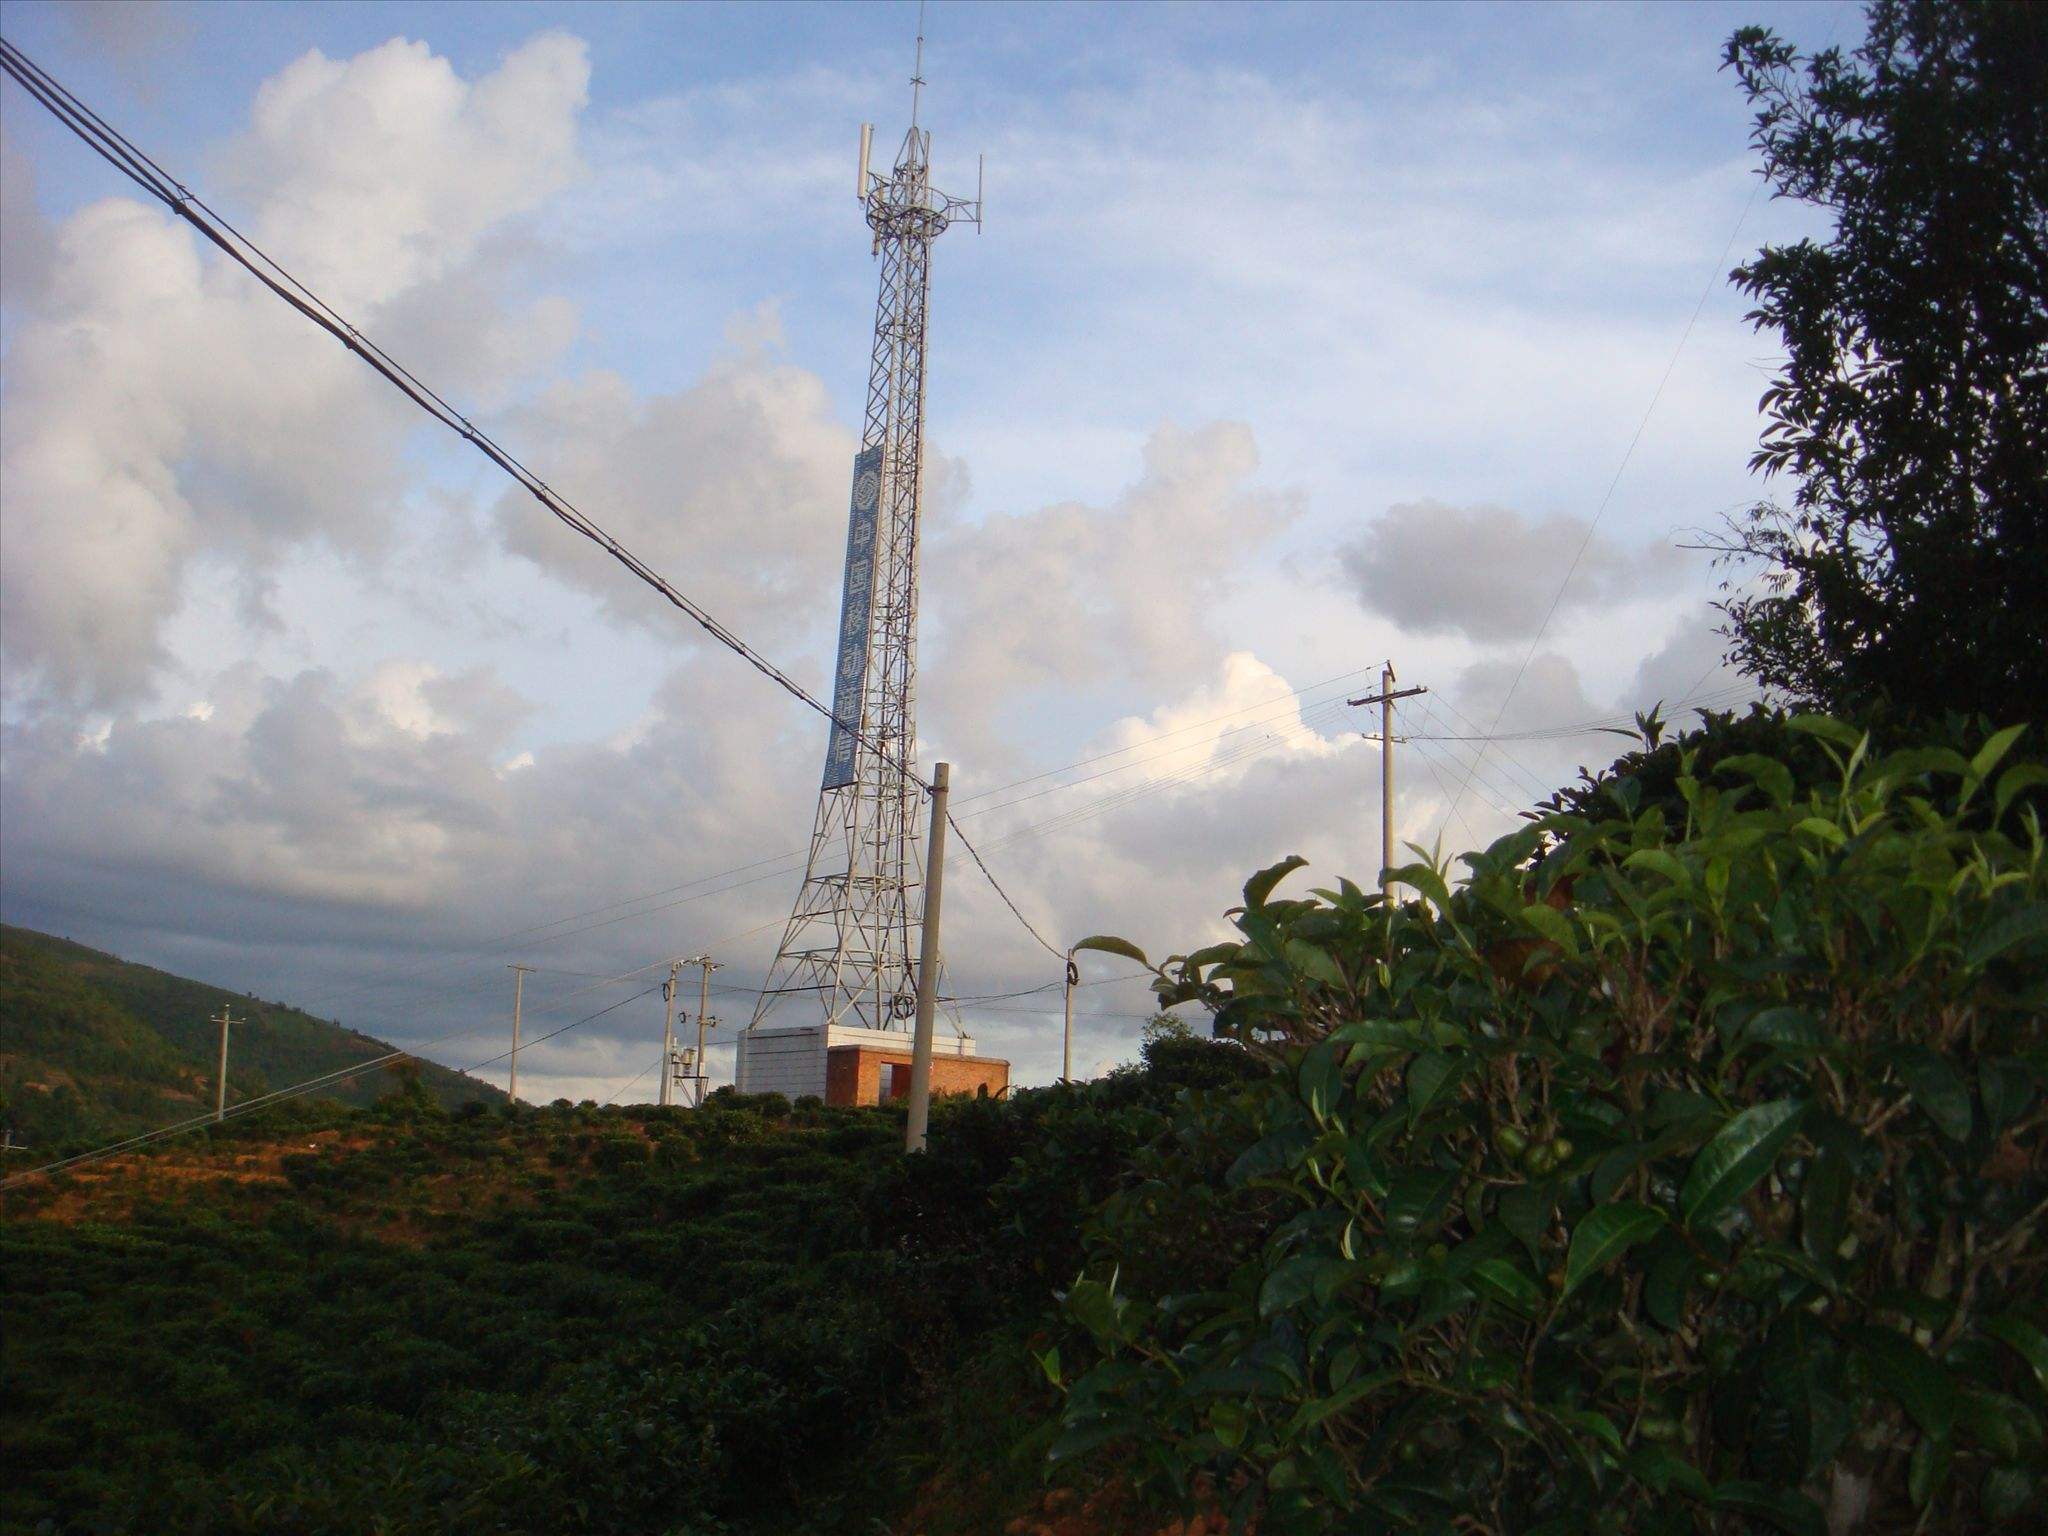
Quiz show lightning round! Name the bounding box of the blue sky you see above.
[0,0,1854,1098]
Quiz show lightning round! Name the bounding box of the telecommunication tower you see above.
[743,32,980,1062]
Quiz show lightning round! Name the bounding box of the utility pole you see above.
[1348,665,1427,898]
[212,1005,237,1123]
[1062,951,1078,1083]
[693,956,720,1107]
[659,961,684,1108]
[507,964,535,1104]
[904,762,951,1154]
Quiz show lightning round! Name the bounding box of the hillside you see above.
[0,1042,1261,1536]
[0,925,505,1151]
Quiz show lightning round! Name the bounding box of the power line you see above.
[0,36,925,795]
[1,985,661,1188]
[947,813,1065,960]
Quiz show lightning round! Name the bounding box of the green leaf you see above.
[1627,1445,1710,1498]
[1391,859,1453,912]
[1299,1041,1343,1124]
[1063,1277,1128,1345]
[1800,1143,1850,1268]
[1966,902,2048,969]
[1244,855,1310,909]
[1405,1051,1463,1125]
[1033,1346,1061,1388]
[1680,1099,1807,1229]
[1047,1411,1142,1463]
[1208,1400,1248,1449]
[1643,1233,1694,1331]
[1743,1006,1824,1053]
[1985,1315,2048,1397]
[1969,724,2029,786]
[1288,1370,1397,1434]
[1995,763,2048,819]
[1469,1257,1546,1316]
[1979,1058,2038,1136]
[1786,715,1861,749]
[1499,1184,1551,1264]
[1853,1327,1957,1441]
[1071,934,1149,968]
[1908,1430,1950,1508]
[1386,1167,1460,1240]
[1519,902,1578,955]
[1285,938,1348,988]
[1712,1482,1824,1536]
[1590,1142,1650,1204]
[1892,1046,1973,1141]
[1259,1254,1324,1318]
[1955,1388,2031,1460]
[1792,817,1846,846]
[1561,1202,1666,1298]
[1717,753,1795,806]
[1623,848,1691,887]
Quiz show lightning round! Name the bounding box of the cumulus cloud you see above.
[0,34,591,707]
[1337,500,1688,643]
[925,422,1297,737]
[227,35,590,312]
[491,319,855,648]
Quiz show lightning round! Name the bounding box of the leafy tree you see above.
[1715,0,2047,721]
[1056,715,2048,1533]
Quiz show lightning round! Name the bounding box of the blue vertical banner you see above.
[822,447,884,789]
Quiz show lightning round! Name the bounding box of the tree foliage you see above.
[1053,715,2047,1533]
[1715,0,2048,721]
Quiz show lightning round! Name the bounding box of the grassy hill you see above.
[0,925,505,1151]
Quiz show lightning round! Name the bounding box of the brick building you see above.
[737,1022,1007,1104]
[826,1041,1009,1106]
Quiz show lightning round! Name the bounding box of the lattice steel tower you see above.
[747,50,980,1043]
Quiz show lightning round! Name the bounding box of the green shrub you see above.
[1051,715,2047,1534]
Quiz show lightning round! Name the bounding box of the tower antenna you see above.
[910,1,927,128]
[741,13,982,1099]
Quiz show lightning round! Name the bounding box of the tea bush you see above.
[1050,715,2047,1534]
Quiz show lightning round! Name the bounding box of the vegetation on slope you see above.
[0,926,504,1151]
[0,1039,1261,1536]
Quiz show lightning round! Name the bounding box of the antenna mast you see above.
[742,12,981,1092]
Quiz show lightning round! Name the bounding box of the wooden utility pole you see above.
[1348,665,1426,898]
[659,961,684,1108]
[212,1005,237,1123]
[507,964,535,1103]
[693,956,720,1108]
[1062,951,1078,1083]
[904,762,951,1154]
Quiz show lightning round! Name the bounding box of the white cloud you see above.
[0,34,593,707]
[490,319,855,649]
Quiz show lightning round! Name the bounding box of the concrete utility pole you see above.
[693,956,720,1107]
[1348,665,1427,898]
[904,762,951,1154]
[212,1005,237,1123]
[1062,951,1078,1083]
[659,961,684,1108]
[507,964,535,1103]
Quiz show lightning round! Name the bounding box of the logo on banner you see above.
[822,447,885,790]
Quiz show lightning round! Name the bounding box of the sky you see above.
[0,0,1853,1104]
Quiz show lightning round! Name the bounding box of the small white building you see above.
[735,1023,986,1101]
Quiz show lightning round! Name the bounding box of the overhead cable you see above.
[0,36,924,793]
